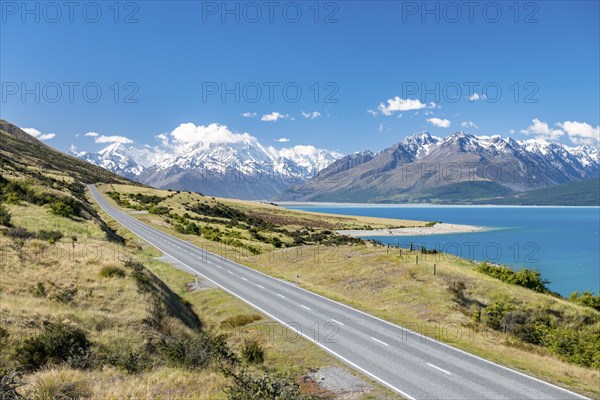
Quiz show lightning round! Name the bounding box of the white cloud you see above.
[377,97,429,116]
[275,137,290,143]
[84,132,99,137]
[301,111,321,120]
[427,118,451,128]
[163,122,255,154]
[261,112,290,122]
[468,93,487,102]
[240,112,257,118]
[556,121,600,145]
[22,127,56,141]
[461,121,479,129]
[367,109,378,117]
[94,135,134,144]
[520,118,563,140]
[378,123,383,133]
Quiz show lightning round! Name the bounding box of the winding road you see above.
[89,185,589,400]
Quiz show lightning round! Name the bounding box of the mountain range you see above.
[280,132,599,203]
[71,130,599,203]
[73,139,342,200]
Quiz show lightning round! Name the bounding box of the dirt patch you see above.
[305,367,373,399]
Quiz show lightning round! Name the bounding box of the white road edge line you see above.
[371,337,389,347]
[89,186,589,400]
[427,363,452,375]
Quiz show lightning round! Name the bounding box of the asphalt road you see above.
[89,185,589,400]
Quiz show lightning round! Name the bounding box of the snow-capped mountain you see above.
[280,132,599,203]
[73,143,170,180]
[73,139,342,199]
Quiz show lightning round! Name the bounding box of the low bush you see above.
[569,291,600,311]
[14,322,90,371]
[98,265,126,278]
[0,369,24,399]
[477,262,549,293]
[241,340,264,364]
[158,332,237,369]
[36,230,63,244]
[49,287,78,304]
[49,200,79,218]
[0,204,12,227]
[220,314,261,329]
[223,368,316,400]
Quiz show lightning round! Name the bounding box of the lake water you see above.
[282,205,600,297]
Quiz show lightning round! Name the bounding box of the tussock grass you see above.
[2,201,395,399]
[94,184,600,398]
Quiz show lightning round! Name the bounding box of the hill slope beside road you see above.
[89,184,595,400]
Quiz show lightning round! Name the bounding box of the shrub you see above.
[7,226,35,240]
[477,263,549,293]
[158,332,237,369]
[569,291,600,311]
[32,282,47,298]
[14,322,90,371]
[221,314,261,329]
[482,301,513,331]
[49,287,78,304]
[98,265,126,278]
[36,230,63,244]
[49,201,78,218]
[0,204,12,227]
[241,340,264,364]
[223,369,315,400]
[0,369,24,400]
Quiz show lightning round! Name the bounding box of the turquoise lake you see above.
[282,205,600,297]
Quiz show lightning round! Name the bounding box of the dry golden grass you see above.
[91,184,600,398]
[101,183,430,230]
[0,201,397,398]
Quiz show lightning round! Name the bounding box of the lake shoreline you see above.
[337,222,489,237]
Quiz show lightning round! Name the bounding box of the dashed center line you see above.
[227,270,234,275]
[240,277,248,282]
[331,318,344,326]
[427,363,452,375]
[276,293,286,299]
[371,337,389,347]
[256,284,265,289]
[300,304,311,310]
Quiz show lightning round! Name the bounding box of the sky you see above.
[1,0,599,156]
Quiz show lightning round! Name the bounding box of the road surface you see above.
[89,185,589,400]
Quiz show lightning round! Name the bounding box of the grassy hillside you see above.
[96,184,600,398]
[0,120,134,187]
[0,120,396,398]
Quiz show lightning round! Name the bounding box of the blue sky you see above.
[1,1,598,154]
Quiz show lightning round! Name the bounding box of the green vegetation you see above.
[241,340,265,364]
[477,262,550,293]
[569,291,600,311]
[0,203,12,226]
[98,265,127,278]
[221,314,262,329]
[14,321,91,371]
[223,369,317,400]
